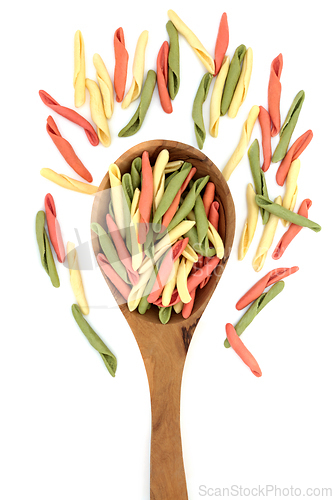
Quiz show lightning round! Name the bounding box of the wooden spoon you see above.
[91,140,235,500]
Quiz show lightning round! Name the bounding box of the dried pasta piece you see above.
[67,241,89,315]
[156,41,172,113]
[268,53,283,137]
[207,221,224,258]
[238,183,259,260]
[182,243,198,263]
[258,106,271,172]
[236,266,299,310]
[97,253,131,301]
[74,30,85,107]
[228,47,253,119]
[222,105,259,181]
[40,168,98,195]
[36,210,60,288]
[114,27,129,103]
[138,151,154,244]
[272,199,312,259]
[130,188,143,271]
[165,160,183,173]
[252,196,282,272]
[221,44,246,116]
[225,323,262,377]
[272,90,305,163]
[44,193,65,263]
[39,90,98,146]
[248,139,270,224]
[108,164,125,239]
[192,72,213,149]
[93,53,114,119]
[176,257,194,304]
[46,116,93,182]
[276,130,313,186]
[153,149,169,213]
[202,182,215,217]
[162,167,196,230]
[281,159,301,226]
[166,21,180,99]
[167,9,215,74]
[127,267,153,312]
[122,30,149,109]
[85,78,111,147]
[118,70,156,137]
[162,258,180,306]
[213,12,229,76]
[209,56,230,138]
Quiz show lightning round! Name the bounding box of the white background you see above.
[1,0,332,498]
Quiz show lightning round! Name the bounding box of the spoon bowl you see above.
[91,139,235,500]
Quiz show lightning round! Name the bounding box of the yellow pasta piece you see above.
[67,241,89,315]
[228,48,253,119]
[176,257,193,304]
[108,164,125,239]
[222,105,260,181]
[162,257,180,306]
[40,168,98,195]
[173,301,184,313]
[182,243,198,263]
[74,30,85,107]
[93,53,114,119]
[282,159,301,227]
[130,188,143,271]
[167,10,215,74]
[165,160,184,173]
[85,78,111,147]
[153,149,169,212]
[252,196,282,272]
[209,56,230,137]
[138,220,196,274]
[122,30,149,109]
[238,183,259,260]
[127,267,152,312]
[207,221,224,258]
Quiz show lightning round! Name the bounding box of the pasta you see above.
[162,258,180,306]
[85,78,111,147]
[122,30,149,109]
[252,196,282,272]
[73,30,85,108]
[67,241,89,315]
[176,257,194,304]
[93,53,114,119]
[44,193,65,263]
[40,168,98,195]
[157,41,172,113]
[213,12,229,76]
[228,47,253,119]
[276,130,313,186]
[238,183,259,260]
[221,105,259,181]
[35,210,60,288]
[114,27,129,103]
[192,72,213,149]
[108,163,125,238]
[97,253,131,301]
[248,139,270,224]
[138,151,154,244]
[130,188,143,271]
[209,56,230,138]
[268,53,283,137]
[166,21,180,99]
[153,149,169,213]
[225,323,262,377]
[220,44,246,116]
[167,9,215,74]
[258,106,271,172]
[282,159,301,226]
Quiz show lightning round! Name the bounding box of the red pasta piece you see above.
[162,167,197,229]
[46,116,93,183]
[208,201,220,231]
[154,256,221,307]
[202,182,215,217]
[214,12,229,76]
[138,151,154,244]
[182,287,197,319]
[225,323,262,377]
[157,41,173,114]
[114,27,129,103]
[44,193,65,263]
[97,253,131,301]
[106,213,139,286]
[147,238,189,303]
[272,199,312,260]
[236,266,299,310]
[39,90,99,146]
[276,130,313,186]
[258,106,272,172]
[268,53,283,137]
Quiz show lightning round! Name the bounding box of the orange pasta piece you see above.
[225,323,262,377]
[258,106,272,172]
[268,53,283,137]
[276,130,313,186]
[114,27,129,103]
[156,41,172,114]
[202,182,215,217]
[213,12,229,76]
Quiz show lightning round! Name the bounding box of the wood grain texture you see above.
[91,140,235,499]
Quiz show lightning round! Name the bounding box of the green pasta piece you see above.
[272,90,305,162]
[248,139,270,224]
[167,175,210,233]
[71,304,117,377]
[164,170,179,189]
[131,157,142,191]
[184,225,216,257]
[166,20,180,100]
[138,264,160,315]
[153,162,192,226]
[144,226,155,259]
[221,44,246,116]
[159,306,172,324]
[224,281,285,348]
[194,194,209,244]
[36,210,60,288]
[118,70,157,137]
[255,195,321,232]
[122,173,134,251]
[91,222,131,283]
[192,72,213,149]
